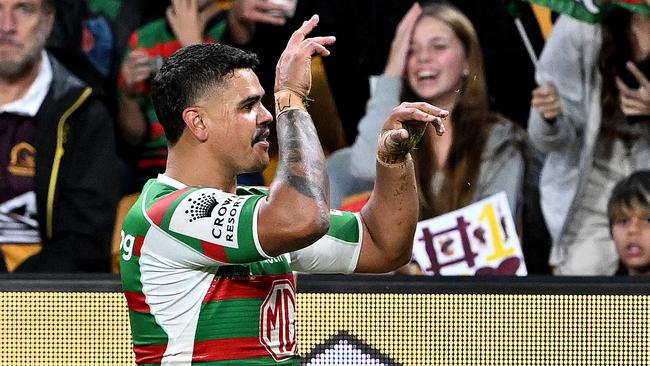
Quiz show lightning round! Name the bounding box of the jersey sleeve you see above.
[143,185,272,266]
[289,209,363,274]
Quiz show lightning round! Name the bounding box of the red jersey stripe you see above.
[133,235,144,257]
[146,187,191,226]
[192,337,269,362]
[125,291,150,313]
[202,273,295,303]
[134,343,166,364]
[200,241,229,263]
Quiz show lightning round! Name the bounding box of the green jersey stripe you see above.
[120,259,144,292]
[128,311,169,346]
[195,298,264,340]
[145,187,192,226]
[137,356,297,366]
[223,195,265,263]
[327,210,361,243]
[122,177,360,364]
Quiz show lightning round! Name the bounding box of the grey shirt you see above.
[527,15,650,272]
[328,74,525,218]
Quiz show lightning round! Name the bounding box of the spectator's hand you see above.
[531,82,562,120]
[167,0,222,47]
[377,102,448,164]
[120,49,153,97]
[274,15,335,96]
[384,2,421,77]
[616,61,650,116]
[228,0,289,45]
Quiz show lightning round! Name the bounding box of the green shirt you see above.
[120,175,363,365]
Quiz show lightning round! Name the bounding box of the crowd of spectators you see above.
[0,0,648,276]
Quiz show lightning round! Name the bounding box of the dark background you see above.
[245,0,545,144]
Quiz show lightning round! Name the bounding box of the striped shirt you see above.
[120,175,363,365]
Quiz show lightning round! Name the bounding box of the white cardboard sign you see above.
[412,192,527,276]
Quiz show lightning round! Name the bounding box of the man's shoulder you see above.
[122,179,176,228]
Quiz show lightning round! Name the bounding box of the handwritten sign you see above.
[412,192,527,276]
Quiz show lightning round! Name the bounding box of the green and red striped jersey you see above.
[120,175,363,365]
[117,16,227,175]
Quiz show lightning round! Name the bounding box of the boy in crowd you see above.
[608,171,650,276]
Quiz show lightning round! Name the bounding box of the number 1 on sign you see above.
[479,203,514,261]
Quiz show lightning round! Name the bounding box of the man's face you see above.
[0,0,53,78]
[196,68,274,175]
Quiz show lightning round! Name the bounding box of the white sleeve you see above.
[289,210,363,274]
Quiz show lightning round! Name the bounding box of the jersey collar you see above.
[157,174,187,189]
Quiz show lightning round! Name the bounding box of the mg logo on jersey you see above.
[260,279,297,361]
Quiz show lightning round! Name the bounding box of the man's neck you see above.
[165,145,238,193]
[0,59,42,107]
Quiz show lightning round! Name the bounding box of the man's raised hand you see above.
[274,15,336,96]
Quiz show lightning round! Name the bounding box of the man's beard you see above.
[0,30,48,79]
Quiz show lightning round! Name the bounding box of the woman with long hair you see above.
[529,3,650,275]
[328,2,525,220]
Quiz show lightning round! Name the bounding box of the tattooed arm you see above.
[256,16,335,257]
[355,102,448,273]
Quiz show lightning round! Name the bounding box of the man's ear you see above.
[182,107,208,142]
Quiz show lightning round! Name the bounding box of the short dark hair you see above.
[151,44,260,144]
[607,170,650,227]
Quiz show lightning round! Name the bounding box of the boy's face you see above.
[612,206,650,276]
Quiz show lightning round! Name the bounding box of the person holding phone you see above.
[529,3,650,275]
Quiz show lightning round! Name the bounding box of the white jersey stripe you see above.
[252,197,273,260]
[139,227,218,365]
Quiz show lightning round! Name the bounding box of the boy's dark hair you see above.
[607,170,650,227]
[151,44,260,144]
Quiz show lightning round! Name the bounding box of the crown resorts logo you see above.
[185,192,219,222]
[170,189,247,248]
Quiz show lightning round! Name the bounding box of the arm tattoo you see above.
[275,110,329,204]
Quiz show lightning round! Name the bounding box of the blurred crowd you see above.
[0,0,648,276]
